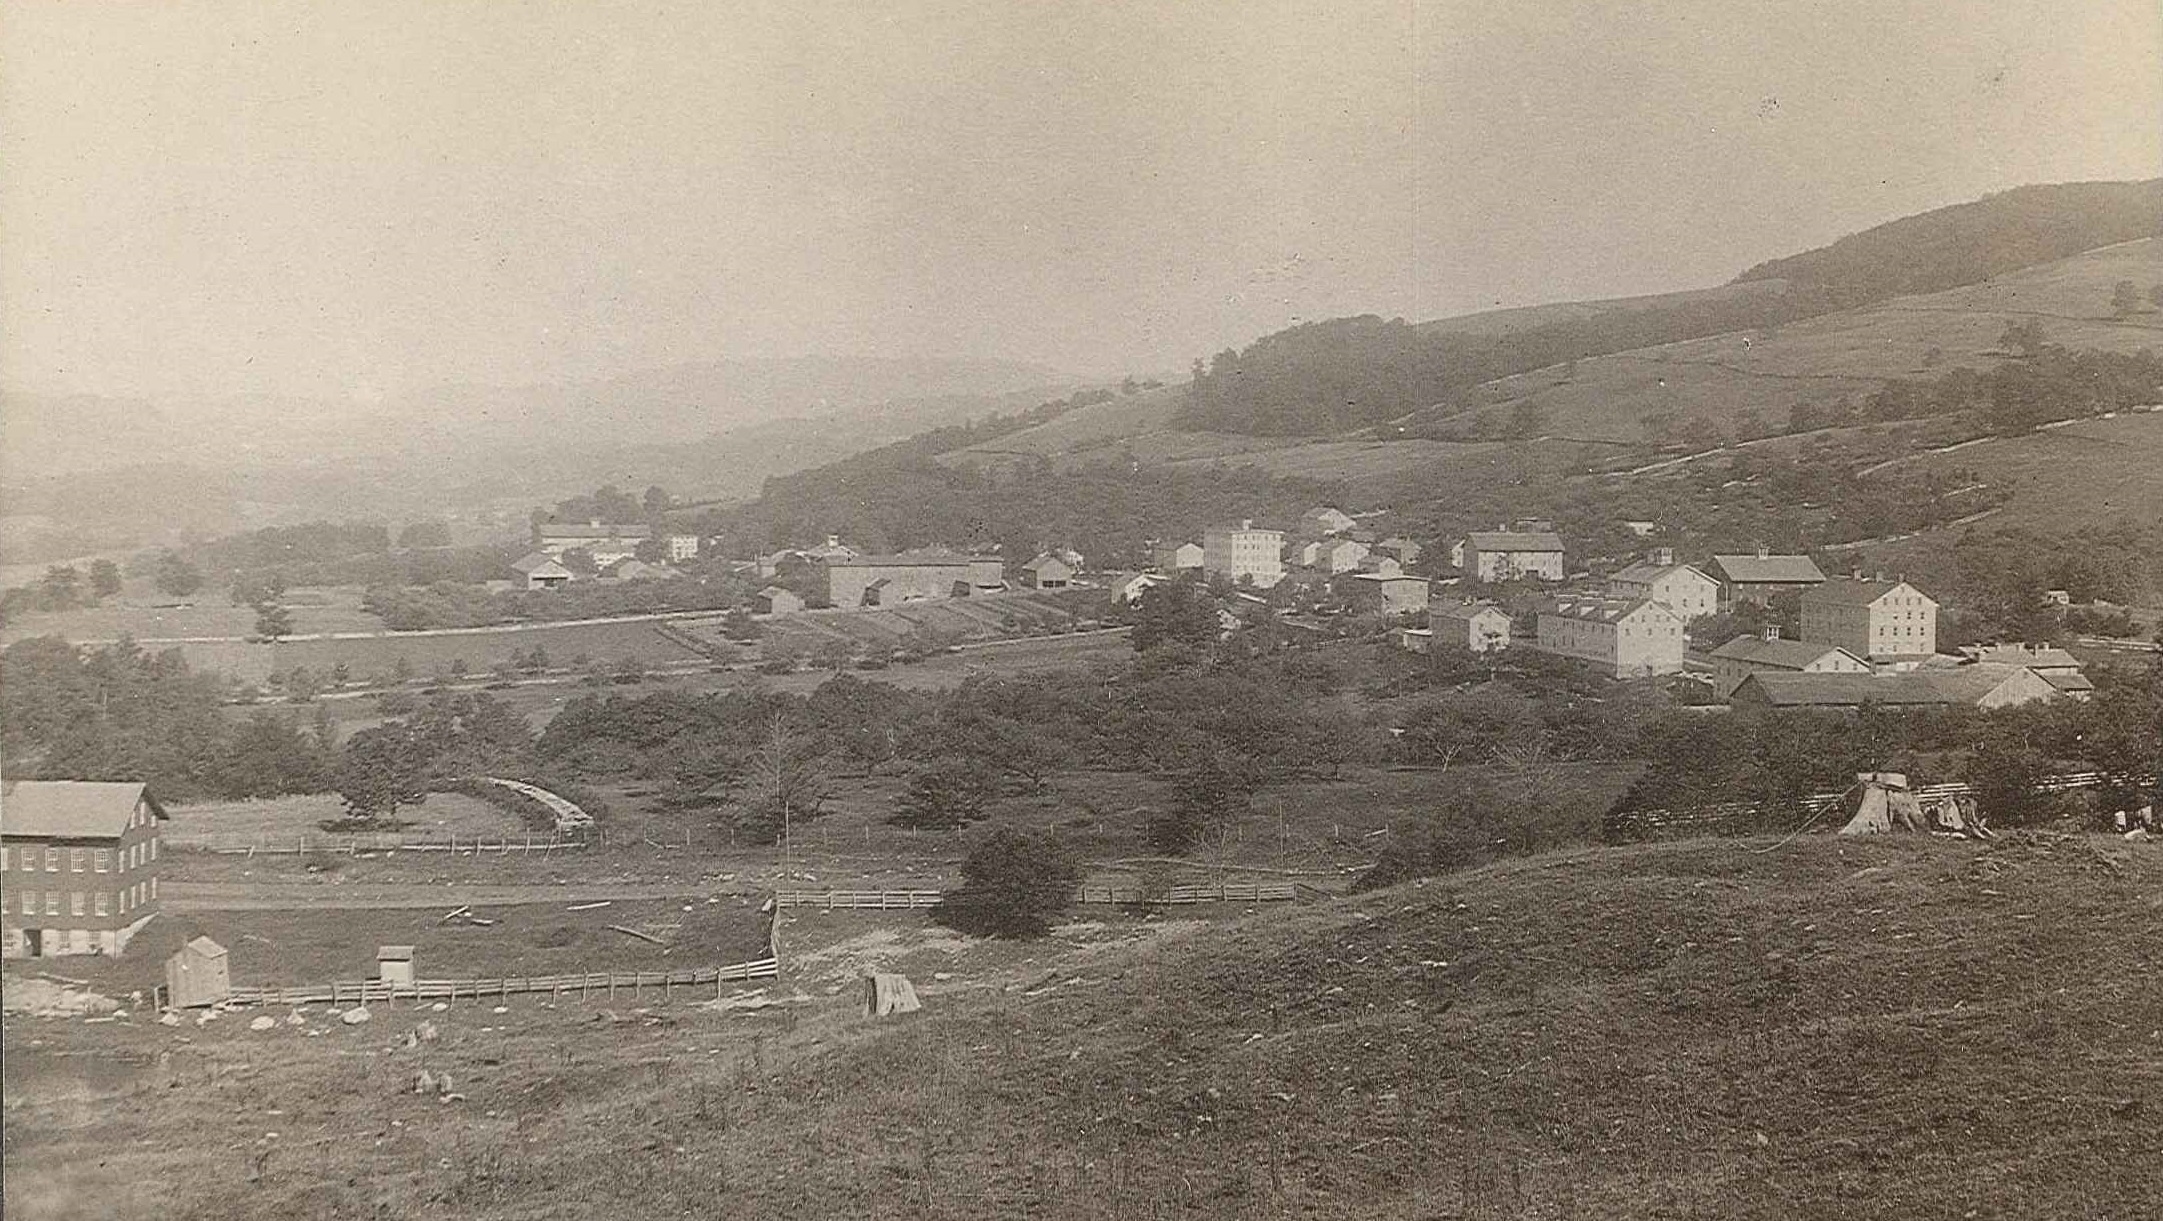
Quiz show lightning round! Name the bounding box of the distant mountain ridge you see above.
[1176,179,2162,437]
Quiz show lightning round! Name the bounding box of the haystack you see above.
[863,973,921,1018]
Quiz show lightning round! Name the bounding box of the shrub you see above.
[931,827,1084,940]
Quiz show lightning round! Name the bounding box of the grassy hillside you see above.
[1426,237,2163,445]
[941,236,2162,486]
[15,833,2155,1219]
[1846,409,2163,598]
[1734,179,2163,303]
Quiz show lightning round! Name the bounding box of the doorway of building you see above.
[25,928,44,957]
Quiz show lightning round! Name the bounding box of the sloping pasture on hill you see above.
[13,834,2154,1220]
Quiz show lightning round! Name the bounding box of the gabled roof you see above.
[512,552,572,575]
[0,780,163,840]
[1959,643,2081,671]
[184,936,227,959]
[1023,552,1073,573]
[1915,663,2044,703]
[2040,670,2097,693]
[1351,571,1427,586]
[1732,673,1957,708]
[757,584,798,599]
[1709,554,1826,585]
[1541,595,1679,625]
[1709,635,1866,669]
[1802,577,1930,608]
[1434,602,1511,625]
[1610,561,1717,587]
[1466,531,1564,553]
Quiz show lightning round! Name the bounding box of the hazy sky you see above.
[3,0,2158,402]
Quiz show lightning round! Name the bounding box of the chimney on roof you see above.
[589,519,601,528]
[1241,518,1254,530]
[1755,543,1769,559]
[1651,546,1674,566]
[826,535,840,547]
[1762,624,1781,641]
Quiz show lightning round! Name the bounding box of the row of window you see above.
[9,878,155,919]
[2,840,157,874]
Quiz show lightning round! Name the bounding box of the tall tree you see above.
[152,550,204,599]
[733,714,830,848]
[335,725,430,821]
[88,559,123,601]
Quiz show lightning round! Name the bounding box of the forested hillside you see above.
[1178,179,2161,437]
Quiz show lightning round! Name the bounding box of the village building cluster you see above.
[496,502,2095,719]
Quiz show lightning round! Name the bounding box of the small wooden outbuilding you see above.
[164,936,230,1009]
[377,945,416,986]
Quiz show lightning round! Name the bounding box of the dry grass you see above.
[8,834,2157,1219]
[164,792,519,845]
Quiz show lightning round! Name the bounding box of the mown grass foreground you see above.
[7,833,2160,1219]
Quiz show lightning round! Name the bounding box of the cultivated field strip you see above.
[772,881,1306,910]
[220,956,780,1007]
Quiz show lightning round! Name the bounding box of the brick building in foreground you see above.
[2,780,167,958]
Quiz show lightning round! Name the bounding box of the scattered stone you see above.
[415,1021,439,1042]
[159,1011,182,1027]
[285,1014,306,1027]
[342,1007,372,1026]
[491,1006,508,1015]
[430,1002,448,1013]
[249,1016,277,1032]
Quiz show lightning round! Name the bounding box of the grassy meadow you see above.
[7,833,2157,1219]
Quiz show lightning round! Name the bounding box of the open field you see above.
[7,833,2157,1219]
[0,584,383,650]
[164,793,522,846]
[28,897,775,1000]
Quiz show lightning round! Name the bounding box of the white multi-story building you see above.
[1605,548,1721,621]
[1535,594,1686,678]
[1203,520,1285,588]
[1800,578,1938,662]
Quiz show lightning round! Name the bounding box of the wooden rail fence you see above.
[217,957,779,1008]
[177,831,593,856]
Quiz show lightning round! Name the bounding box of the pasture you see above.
[163,792,521,847]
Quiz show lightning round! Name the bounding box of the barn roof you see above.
[1709,634,1864,669]
[0,780,163,840]
[1611,560,1714,586]
[1540,595,1676,625]
[1732,673,1956,708]
[1709,554,1825,585]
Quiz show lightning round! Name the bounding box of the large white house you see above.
[1203,520,1285,588]
[1461,531,1566,582]
[1801,577,1938,662]
[1535,594,1686,677]
[1606,549,1721,621]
